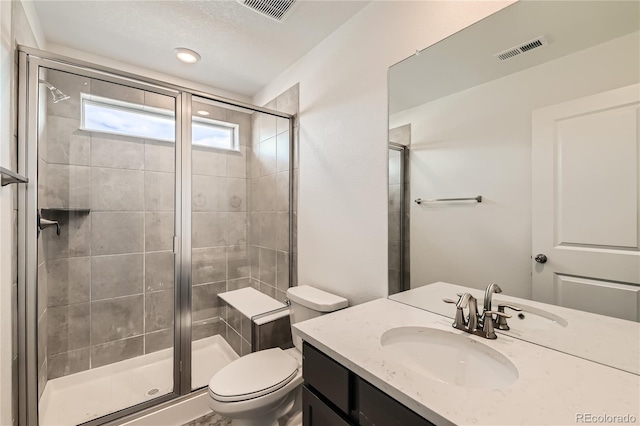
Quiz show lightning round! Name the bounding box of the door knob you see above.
[534,254,547,264]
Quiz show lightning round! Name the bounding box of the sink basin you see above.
[494,300,569,330]
[380,327,518,389]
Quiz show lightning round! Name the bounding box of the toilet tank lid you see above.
[286,286,348,312]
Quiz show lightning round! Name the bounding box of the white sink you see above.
[380,327,519,389]
[495,300,569,330]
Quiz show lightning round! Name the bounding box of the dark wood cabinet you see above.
[302,342,436,426]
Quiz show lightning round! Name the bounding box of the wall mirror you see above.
[387,0,640,373]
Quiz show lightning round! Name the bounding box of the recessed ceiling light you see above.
[174,47,201,64]
[196,110,210,116]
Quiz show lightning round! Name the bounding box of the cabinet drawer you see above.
[303,342,350,414]
[358,379,434,426]
[303,386,352,426]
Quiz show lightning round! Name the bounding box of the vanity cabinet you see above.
[302,342,435,426]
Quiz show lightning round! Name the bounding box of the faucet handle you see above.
[484,310,512,319]
[442,298,457,304]
[492,306,518,331]
[497,303,522,312]
[481,310,510,339]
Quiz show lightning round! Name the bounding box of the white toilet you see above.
[208,285,348,426]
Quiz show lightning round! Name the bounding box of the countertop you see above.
[390,282,640,375]
[294,298,640,426]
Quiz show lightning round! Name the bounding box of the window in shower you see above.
[81,94,239,150]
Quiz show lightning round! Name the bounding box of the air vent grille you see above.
[237,0,298,22]
[494,36,548,61]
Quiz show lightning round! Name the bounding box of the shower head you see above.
[39,79,71,103]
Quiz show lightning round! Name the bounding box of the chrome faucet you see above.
[443,284,514,339]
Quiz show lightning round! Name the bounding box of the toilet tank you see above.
[286,286,348,351]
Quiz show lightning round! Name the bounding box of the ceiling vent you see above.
[237,0,299,22]
[494,36,548,61]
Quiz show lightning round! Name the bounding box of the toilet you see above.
[208,285,348,426]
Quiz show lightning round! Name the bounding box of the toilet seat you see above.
[209,348,299,402]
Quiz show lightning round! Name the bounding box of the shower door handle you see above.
[38,214,60,236]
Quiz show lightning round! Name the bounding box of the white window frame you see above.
[80,93,240,151]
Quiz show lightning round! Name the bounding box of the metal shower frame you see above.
[17,46,295,426]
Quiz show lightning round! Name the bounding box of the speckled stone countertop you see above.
[294,298,640,426]
[390,282,640,375]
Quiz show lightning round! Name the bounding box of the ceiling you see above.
[33,0,368,97]
[389,1,640,114]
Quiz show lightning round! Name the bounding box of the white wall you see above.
[253,1,512,305]
[390,31,639,298]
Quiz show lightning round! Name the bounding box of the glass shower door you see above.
[34,67,178,425]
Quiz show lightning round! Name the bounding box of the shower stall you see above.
[17,48,295,426]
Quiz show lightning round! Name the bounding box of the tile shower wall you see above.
[248,85,299,302]
[189,99,254,357]
[388,125,411,295]
[40,69,179,379]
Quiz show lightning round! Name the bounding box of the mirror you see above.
[387,0,640,373]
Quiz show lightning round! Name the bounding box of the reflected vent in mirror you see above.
[494,36,548,61]
[236,0,299,22]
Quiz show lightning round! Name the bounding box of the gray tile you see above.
[145,171,175,211]
[260,175,276,211]
[38,359,47,399]
[388,184,401,213]
[241,338,252,356]
[43,164,91,209]
[92,212,144,255]
[145,290,174,332]
[226,178,246,212]
[192,247,226,285]
[227,212,247,246]
[91,254,144,300]
[260,213,276,249]
[192,282,226,322]
[259,248,276,286]
[227,146,247,178]
[249,145,260,179]
[145,140,175,172]
[188,411,231,426]
[250,278,261,291]
[145,212,174,252]
[276,251,289,291]
[90,336,144,368]
[46,70,90,119]
[91,134,145,170]
[47,348,90,379]
[276,131,289,173]
[44,212,91,259]
[48,303,90,355]
[228,251,250,280]
[259,137,277,176]
[37,263,47,319]
[145,92,175,110]
[47,257,90,307]
[275,172,289,212]
[92,168,144,211]
[192,175,226,212]
[249,212,260,246]
[47,115,91,165]
[91,295,144,344]
[38,312,47,369]
[226,327,241,356]
[192,317,225,341]
[192,213,227,248]
[145,251,174,292]
[226,110,251,147]
[275,212,289,252]
[145,328,173,354]
[227,305,241,333]
[228,277,251,291]
[260,283,276,299]
[275,289,288,304]
[291,253,298,286]
[240,315,251,342]
[250,246,260,279]
[91,79,144,104]
[259,111,276,142]
[192,148,226,176]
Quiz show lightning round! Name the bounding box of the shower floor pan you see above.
[39,335,238,426]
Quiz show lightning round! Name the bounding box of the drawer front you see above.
[358,379,435,426]
[303,342,350,414]
[303,386,352,426]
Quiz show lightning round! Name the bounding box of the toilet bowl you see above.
[208,286,347,426]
